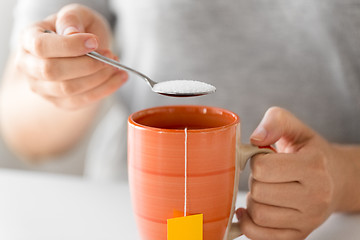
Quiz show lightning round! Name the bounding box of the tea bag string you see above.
[184,127,188,217]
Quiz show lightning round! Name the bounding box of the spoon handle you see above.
[87,51,156,87]
[43,30,156,87]
[87,51,129,71]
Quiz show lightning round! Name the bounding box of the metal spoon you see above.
[86,51,216,97]
[44,29,215,97]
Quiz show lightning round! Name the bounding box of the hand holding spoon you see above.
[44,29,216,97]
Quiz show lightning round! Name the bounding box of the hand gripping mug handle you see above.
[224,137,276,240]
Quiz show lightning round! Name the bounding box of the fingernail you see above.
[251,126,267,142]
[236,209,243,220]
[102,50,112,57]
[85,38,98,49]
[63,26,79,35]
[116,70,127,80]
[121,71,128,80]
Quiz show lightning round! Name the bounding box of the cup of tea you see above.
[128,105,274,240]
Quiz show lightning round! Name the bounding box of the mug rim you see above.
[128,105,240,133]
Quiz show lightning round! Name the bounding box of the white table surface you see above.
[0,169,359,240]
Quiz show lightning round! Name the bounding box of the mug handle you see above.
[224,143,276,240]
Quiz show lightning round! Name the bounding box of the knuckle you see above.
[59,82,76,96]
[316,186,333,207]
[65,97,80,110]
[251,159,265,181]
[250,206,265,226]
[27,78,39,94]
[16,49,37,76]
[82,90,98,103]
[43,96,61,109]
[108,73,124,88]
[29,83,38,94]
[51,100,61,108]
[82,58,103,75]
[40,60,57,81]
[32,36,45,57]
[312,151,328,173]
[14,51,24,71]
[320,180,333,204]
[267,106,287,118]
[15,60,24,74]
[100,67,116,81]
[250,180,262,201]
[309,153,334,206]
[89,58,105,71]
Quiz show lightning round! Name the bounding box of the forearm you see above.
[0,55,99,161]
[332,143,360,212]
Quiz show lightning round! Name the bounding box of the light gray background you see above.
[0,1,20,170]
[0,1,14,73]
[0,1,85,176]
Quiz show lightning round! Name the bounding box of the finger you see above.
[249,176,304,209]
[246,194,303,230]
[55,4,94,35]
[19,49,112,81]
[236,208,302,240]
[28,66,122,98]
[250,153,306,182]
[250,107,315,149]
[45,71,127,110]
[21,26,98,58]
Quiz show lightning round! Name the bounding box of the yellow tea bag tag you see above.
[167,214,203,240]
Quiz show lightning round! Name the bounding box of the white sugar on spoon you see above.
[152,80,216,97]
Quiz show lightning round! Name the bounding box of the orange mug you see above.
[128,105,273,240]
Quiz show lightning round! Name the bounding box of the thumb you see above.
[55,4,99,52]
[55,4,92,35]
[250,107,315,146]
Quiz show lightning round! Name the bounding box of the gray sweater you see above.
[11,0,360,186]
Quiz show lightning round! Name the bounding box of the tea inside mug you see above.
[131,106,238,130]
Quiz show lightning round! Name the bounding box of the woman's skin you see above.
[237,107,360,240]
[0,4,359,240]
[0,4,128,159]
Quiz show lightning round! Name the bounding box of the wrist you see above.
[331,144,360,212]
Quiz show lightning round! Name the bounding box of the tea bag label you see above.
[167,214,203,240]
[167,129,203,240]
